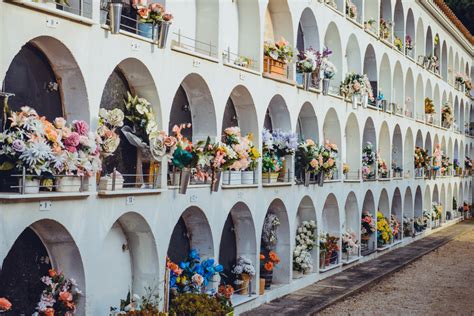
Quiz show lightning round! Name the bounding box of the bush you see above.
[169,293,228,316]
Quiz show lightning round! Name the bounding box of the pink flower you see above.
[353,81,361,92]
[73,120,89,136]
[66,146,77,153]
[65,132,80,147]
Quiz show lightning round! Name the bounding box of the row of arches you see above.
[1,180,471,314]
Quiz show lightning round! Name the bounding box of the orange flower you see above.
[264,262,273,271]
[44,307,55,316]
[0,298,12,311]
[48,269,57,277]
[59,291,73,302]
[260,254,265,260]
[269,251,279,263]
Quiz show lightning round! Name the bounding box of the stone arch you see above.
[346,34,362,74]
[345,113,361,179]
[324,22,343,91]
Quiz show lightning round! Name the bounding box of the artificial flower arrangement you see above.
[111,284,163,315]
[403,216,414,237]
[379,18,392,40]
[364,18,377,33]
[324,0,337,9]
[414,146,430,170]
[342,230,359,256]
[405,35,413,51]
[0,297,12,312]
[97,108,124,158]
[377,155,389,178]
[261,128,297,181]
[168,250,223,295]
[455,73,466,86]
[322,59,337,80]
[339,72,373,100]
[231,256,255,295]
[319,232,340,267]
[293,220,317,274]
[345,0,357,19]
[394,36,403,51]
[262,213,281,250]
[133,1,173,23]
[424,97,435,114]
[362,141,376,179]
[464,156,472,171]
[314,47,333,79]
[221,127,260,172]
[320,140,338,178]
[390,214,401,238]
[264,37,294,64]
[431,204,442,221]
[376,211,393,246]
[296,48,317,74]
[260,251,281,289]
[429,55,439,73]
[343,163,350,175]
[441,102,454,128]
[361,210,376,240]
[414,213,428,232]
[34,269,82,315]
[440,154,451,176]
[233,55,253,68]
[295,138,321,180]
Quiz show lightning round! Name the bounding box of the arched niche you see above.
[424,185,431,215]
[364,0,379,33]
[448,138,453,161]
[405,9,415,58]
[425,132,432,155]
[404,128,413,177]
[264,0,294,45]
[343,192,359,239]
[393,0,404,49]
[1,36,89,123]
[392,125,403,175]
[441,40,448,80]
[324,22,343,92]
[296,8,320,85]
[393,61,404,112]
[346,34,362,74]
[222,85,259,143]
[440,184,446,221]
[454,139,459,163]
[404,187,414,237]
[362,190,376,254]
[459,182,464,204]
[264,94,291,133]
[296,102,318,141]
[261,199,290,285]
[434,84,441,124]
[433,134,440,152]
[405,68,414,117]
[168,206,214,263]
[392,188,402,240]
[380,0,393,40]
[447,183,453,219]
[169,73,217,141]
[99,59,162,178]
[362,117,377,171]
[294,196,318,274]
[425,26,433,57]
[378,189,390,220]
[379,54,391,102]
[363,44,378,104]
[415,186,423,218]
[432,184,440,207]
[454,96,460,131]
[322,108,342,168]
[322,194,341,260]
[0,220,85,315]
[453,183,458,214]
[454,52,459,75]
[347,0,362,23]
[415,74,424,119]
[345,113,361,178]
[415,18,425,61]
[448,46,454,84]
[224,0,260,68]
[434,33,441,63]
[98,212,159,315]
[378,122,391,176]
[441,136,447,158]
[460,100,465,134]
[195,0,219,57]
[219,202,257,292]
[415,130,423,148]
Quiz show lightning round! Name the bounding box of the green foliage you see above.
[169,293,228,316]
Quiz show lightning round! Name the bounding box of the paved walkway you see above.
[243,219,474,316]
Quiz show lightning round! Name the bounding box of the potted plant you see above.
[231,256,255,295]
[263,38,294,77]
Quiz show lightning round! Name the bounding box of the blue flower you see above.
[214,264,224,273]
[189,249,200,261]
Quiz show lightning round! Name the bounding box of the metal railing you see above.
[344,170,360,181]
[222,48,259,72]
[100,167,162,191]
[173,30,218,58]
[24,0,93,18]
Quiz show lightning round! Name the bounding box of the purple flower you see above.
[73,120,89,136]
[12,139,26,152]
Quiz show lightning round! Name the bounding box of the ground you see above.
[320,223,474,315]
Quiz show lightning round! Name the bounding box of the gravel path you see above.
[319,225,474,315]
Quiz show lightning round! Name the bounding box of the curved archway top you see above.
[297,7,321,51]
[265,0,295,44]
[226,84,259,141]
[265,94,292,131]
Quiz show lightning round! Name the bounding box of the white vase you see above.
[352,94,359,110]
[99,176,124,191]
[362,94,368,108]
[20,178,40,194]
[222,170,242,185]
[241,170,254,184]
[56,176,82,192]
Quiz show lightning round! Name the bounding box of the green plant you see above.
[169,293,228,316]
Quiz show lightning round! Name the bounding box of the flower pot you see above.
[156,20,171,48]
[179,168,191,194]
[108,1,123,34]
[352,94,360,110]
[240,273,251,295]
[211,169,221,192]
[302,72,311,91]
[262,172,279,184]
[260,269,273,289]
[382,100,388,112]
[56,176,82,192]
[322,78,330,95]
[223,170,242,185]
[259,278,265,295]
[362,94,368,108]
[318,171,324,187]
[99,176,124,191]
[241,170,255,185]
[263,56,286,77]
[20,178,40,194]
[304,171,311,187]
[137,22,158,40]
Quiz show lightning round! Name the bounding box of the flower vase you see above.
[223,170,242,185]
[240,273,251,295]
[210,169,222,192]
[156,20,171,48]
[108,0,123,34]
[20,178,40,194]
[137,22,157,40]
[330,251,338,264]
[56,176,82,192]
[279,158,287,182]
[352,94,359,110]
[362,94,368,108]
[318,171,324,187]
[178,168,191,194]
[322,78,330,95]
[319,250,326,269]
[304,171,310,187]
[241,170,255,184]
[302,73,311,91]
[260,269,273,289]
[259,278,265,295]
[262,172,279,184]
[324,250,332,266]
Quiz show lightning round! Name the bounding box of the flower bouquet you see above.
[414,214,428,233]
[262,213,280,250]
[361,210,376,241]
[403,216,414,237]
[345,0,357,20]
[296,48,318,90]
[319,232,340,268]
[405,35,413,54]
[260,251,280,289]
[264,38,294,76]
[390,214,401,240]
[379,18,392,40]
[133,1,173,43]
[262,128,297,182]
[342,230,359,259]
[340,72,373,108]
[320,140,338,180]
[364,18,377,33]
[35,269,82,315]
[376,211,393,246]
[362,142,376,179]
[455,73,466,90]
[464,156,472,175]
[231,256,255,295]
[377,156,389,178]
[441,102,453,128]
[293,220,317,274]
[295,139,322,185]
[394,36,403,52]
